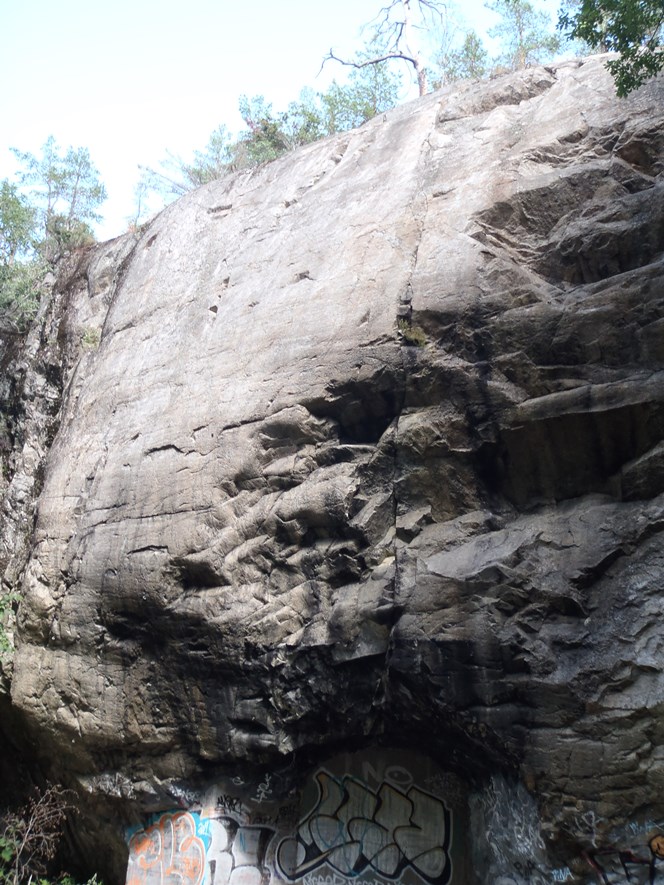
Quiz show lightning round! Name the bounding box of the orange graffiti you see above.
[126,812,206,885]
[650,835,664,860]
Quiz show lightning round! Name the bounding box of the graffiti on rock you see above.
[471,774,548,885]
[256,775,274,805]
[583,833,664,885]
[651,836,664,861]
[217,794,244,815]
[126,811,210,885]
[275,770,452,885]
[125,751,461,885]
[207,818,275,885]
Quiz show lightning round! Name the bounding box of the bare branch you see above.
[322,48,419,71]
[323,0,448,97]
[0,784,76,884]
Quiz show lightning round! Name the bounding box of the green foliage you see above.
[139,0,568,208]
[0,591,17,657]
[488,0,561,69]
[10,137,106,250]
[228,68,401,168]
[55,875,101,885]
[142,62,402,201]
[230,74,401,169]
[0,138,104,329]
[0,182,42,331]
[559,0,664,95]
[0,258,45,331]
[0,182,36,266]
[321,61,402,131]
[80,327,101,350]
[42,215,95,263]
[397,318,428,346]
[436,30,490,84]
[186,125,236,187]
[284,89,330,144]
[235,95,293,165]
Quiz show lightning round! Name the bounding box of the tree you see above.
[324,0,447,96]
[140,65,403,207]
[0,259,44,331]
[139,126,236,202]
[10,137,106,247]
[281,89,329,145]
[435,30,490,84]
[234,95,295,165]
[0,182,35,268]
[558,0,664,95]
[0,138,105,328]
[0,181,41,330]
[321,61,402,131]
[488,0,561,69]
[0,784,75,884]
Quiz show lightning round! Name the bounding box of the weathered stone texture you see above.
[2,57,664,883]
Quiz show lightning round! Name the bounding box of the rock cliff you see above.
[2,56,664,885]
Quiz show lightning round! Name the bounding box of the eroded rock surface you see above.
[3,57,664,883]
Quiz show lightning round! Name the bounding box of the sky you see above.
[0,0,563,241]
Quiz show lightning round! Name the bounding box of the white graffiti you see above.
[256,774,273,804]
[475,775,547,874]
[276,769,452,885]
[629,819,664,837]
[207,818,275,885]
[302,874,349,885]
[569,810,605,849]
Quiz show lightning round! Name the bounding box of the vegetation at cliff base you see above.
[0,785,84,885]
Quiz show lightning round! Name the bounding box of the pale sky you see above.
[0,0,562,240]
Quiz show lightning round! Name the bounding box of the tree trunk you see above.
[402,0,428,95]
[416,63,428,96]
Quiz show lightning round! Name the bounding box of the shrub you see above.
[397,318,428,346]
[0,785,75,885]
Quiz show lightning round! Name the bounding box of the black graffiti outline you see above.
[208,816,276,885]
[583,847,658,885]
[276,768,452,885]
[217,794,243,815]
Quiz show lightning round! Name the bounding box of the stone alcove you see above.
[125,749,471,885]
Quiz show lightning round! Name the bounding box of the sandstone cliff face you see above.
[2,56,664,884]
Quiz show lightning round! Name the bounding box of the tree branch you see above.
[322,0,448,96]
[322,48,419,73]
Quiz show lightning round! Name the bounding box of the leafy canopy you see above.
[488,0,561,69]
[559,0,664,95]
[435,30,490,84]
[0,138,106,330]
[0,182,36,267]
[141,62,402,202]
[11,136,106,245]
